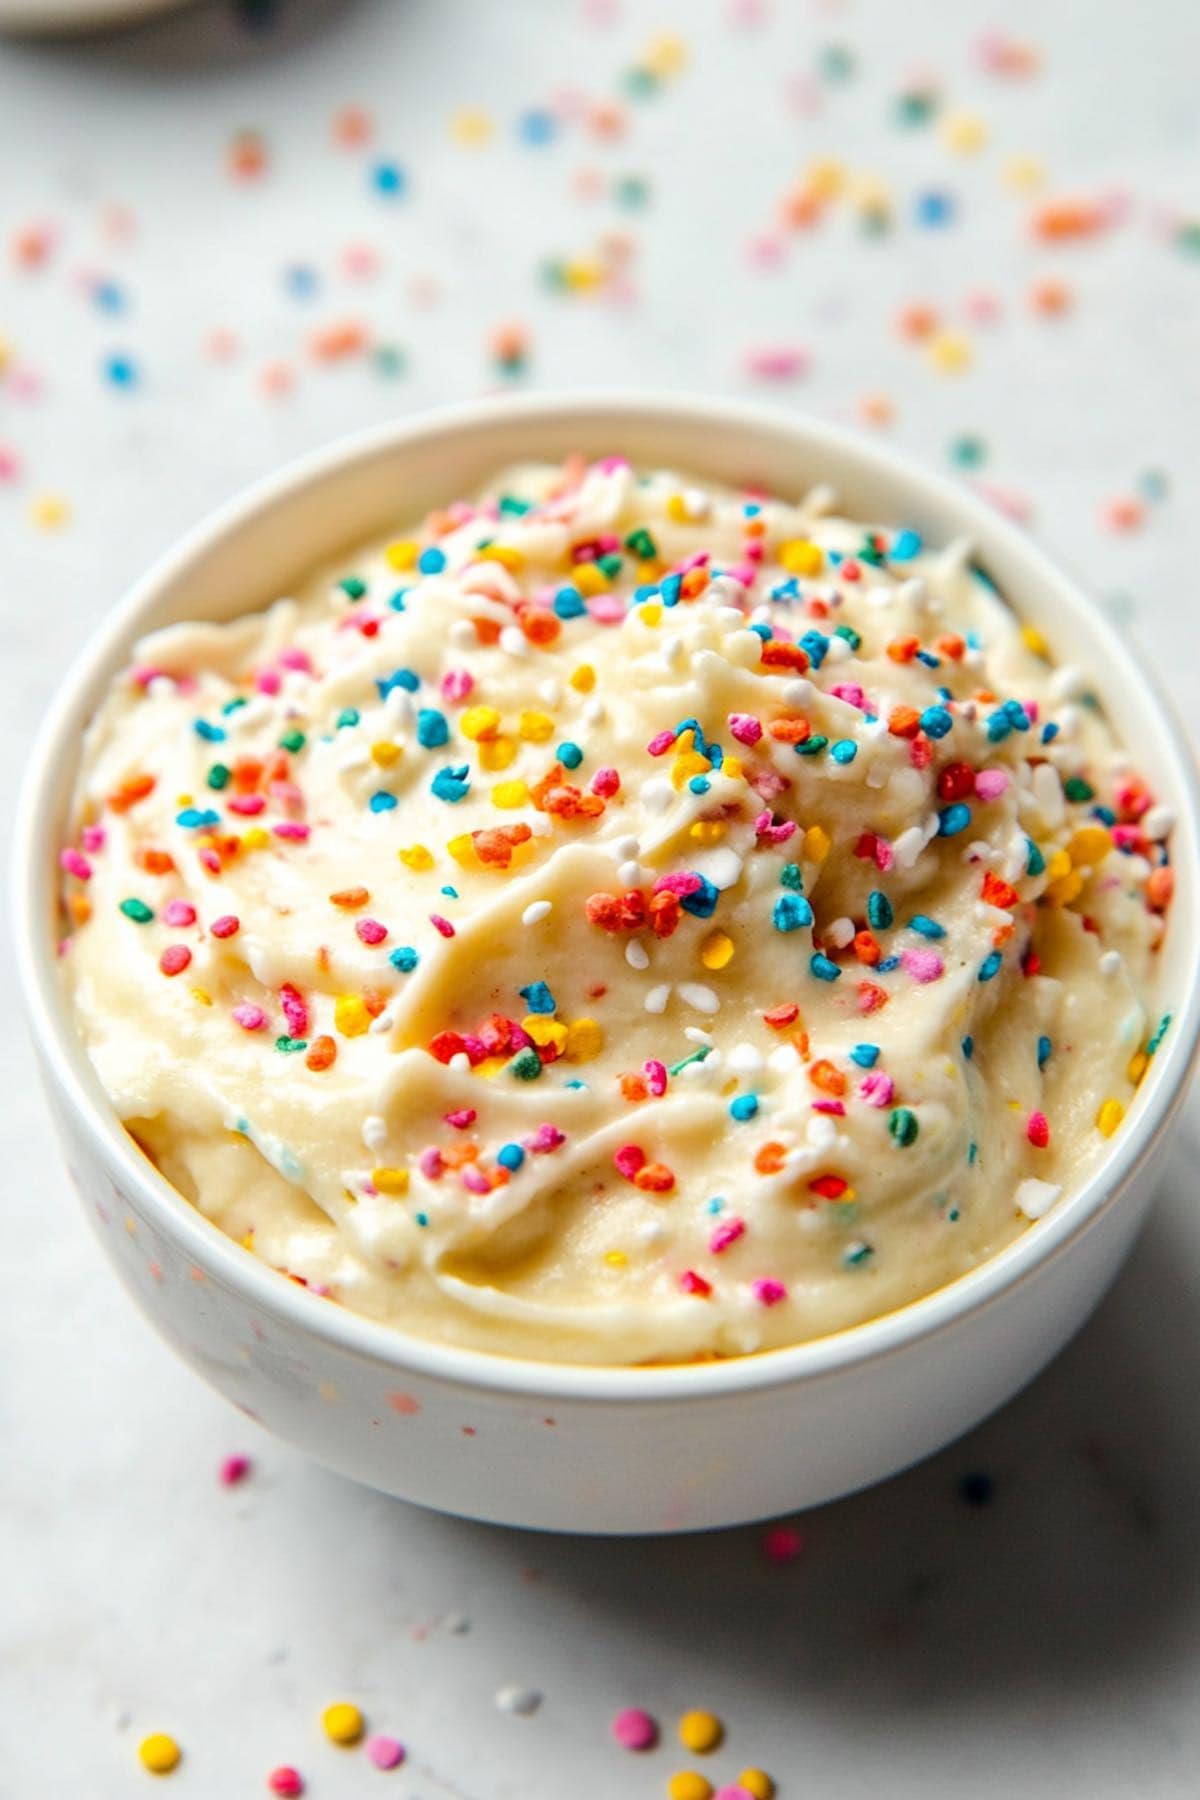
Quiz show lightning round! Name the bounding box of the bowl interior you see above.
[16,393,1200,1394]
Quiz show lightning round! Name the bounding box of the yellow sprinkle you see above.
[475,1055,509,1079]
[0,333,11,373]
[1020,623,1051,658]
[399,843,435,871]
[604,1250,628,1267]
[476,542,523,571]
[738,1771,775,1800]
[678,1711,723,1755]
[334,995,370,1039]
[779,538,824,577]
[639,601,664,627]
[241,827,270,850]
[1097,1098,1125,1138]
[29,491,70,531]
[569,664,596,692]
[1127,1050,1149,1086]
[372,1167,410,1195]
[461,704,502,741]
[176,794,193,807]
[700,931,735,971]
[565,1017,604,1061]
[806,155,845,199]
[240,1231,255,1250]
[447,833,477,868]
[1045,848,1072,882]
[138,1734,181,1775]
[524,1016,568,1053]
[573,561,609,596]
[672,751,710,789]
[384,539,420,571]
[1045,869,1084,907]
[1003,153,1046,192]
[450,105,493,146]
[689,821,727,844]
[668,1776,713,1800]
[191,987,212,1006]
[492,779,529,809]
[722,756,743,781]
[1067,825,1112,868]
[479,735,517,771]
[666,493,690,523]
[804,825,831,863]
[518,710,555,743]
[370,740,402,766]
[563,258,603,292]
[926,330,973,375]
[644,29,687,75]
[322,1702,365,1746]
[940,109,989,154]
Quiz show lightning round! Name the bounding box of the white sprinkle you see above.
[895,577,928,608]
[582,698,607,726]
[495,1686,542,1718]
[529,813,553,837]
[537,678,561,706]
[362,1115,388,1152]
[677,982,720,1015]
[625,938,650,970]
[146,675,175,700]
[768,1044,802,1075]
[637,1219,667,1245]
[695,846,744,890]
[684,1026,714,1045]
[614,834,640,860]
[729,1043,765,1075]
[384,686,414,726]
[1049,664,1088,702]
[681,485,711,519]
[708,575,745,606]
[1099,950,1122,976]
[449,620,476,647]
[1143,805,1175,841]
[892,825,926,871]
[448,1052,471,1075]
[618,860,648,887]
[644,983,672,1015]
[338,746,371,774]
[499,626,529,657]
[369,1010,394,1035]
[661,635,687,670]
[782,677,815,707]
[522,900,552,926]
[806,1115,838,1149]
[826,916,855,950]
[642,777,675,813]
[1015,1178,1061,1220]
[824,633,853,664]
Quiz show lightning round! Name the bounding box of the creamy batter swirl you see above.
[60,458,1174,1363]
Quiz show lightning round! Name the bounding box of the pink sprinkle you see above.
[418,1147,444,1180]
[441,668,474,702]
[219,1453,251,1486]
[829,682,866,710]
[647,729,677,757]
[974,767,1010,801]
[643,1059,668,1097]
[654,871,701,898]
[255,668,282,696]
[872,837,895,872]
[430,913,455,939]
[356,918,388,945]
[272,822,310,841]
[233,1003,267,1031]
[716,1786,756,1800]
[679,1269,713,1297]
[611,1708,658,1752]
[81,825,106,852]
[754,810,798,845]
[901,948,944,983]
[590,766,620,797]
[728,712,763,746]
[59,847,92,880]
[753,1277,788,1307]
[445,1108,477,1130]
[743,343,810,381]
[811,1099,846,1115]
[1111,824,1141,851]
[228,794,266,815]
[267,1767,305,1796]
[278,648,313,673]
[1027,1110,1050,1148]
[730,561,758,587]
[614,1144,646,1179]
[524,1123,566,1154]
[198,848,221,875]
[210,914,240,938]
[159,944,192,977]
[761,1521,805,1563]
[365,1736,405,1771]
[280,983,308,1037]
[710,1218,746,1254]
[859,1071,895,1108]
[462,1034,488,1064]
[163,899,197,927]
[461,1164,490,1195]
[587,593,626,625]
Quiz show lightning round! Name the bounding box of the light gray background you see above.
[2,1,1200,1794]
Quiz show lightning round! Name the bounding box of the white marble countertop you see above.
[3,1,1200,1794]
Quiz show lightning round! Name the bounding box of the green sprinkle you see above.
[889,1107,919,1146]
[834,624,862,651]
[339,576,367,601]
[624,527,657,559]
[795,734,829,756]
[274,1036,308,1054]
[1064,776,1095,803]
[279,730,306,752]
[206,763,231,790]
[508,1047,543,1081]
[843,1240,874,1268]
[669,1045,712,1077]
[119,897,154,923]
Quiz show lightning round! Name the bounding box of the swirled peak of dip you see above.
[59,458,1175,1364]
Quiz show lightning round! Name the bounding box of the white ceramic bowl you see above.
[14,394,1200,1534]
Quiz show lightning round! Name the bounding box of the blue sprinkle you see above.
[418,546,446,575]
[799,630,829,669]
[908,915,946,939]
[706,1196,725,1214]
[867,890,894,931]
[518,108,557,146]
[93,279,125,314]
[986,712,1013,744]
[660,572,683,606]
[416,708,450,748]
[520,981,556,1015]
[770,577,801,602]
[920,705,953,739]
[432,765,470,803]
[773,894,813,933]
[810,952,842,982]
[915,650,941,669]
[1037,1035,1052,1069]
[709,743,724,771]
[372,159,408,198]
[369,791,398,813]
[175,807,220,829]
[876,955,900,973]
[1041,722,1060,744]
[831,738,858,764]
[553,585,586,619]
[915,189,956,228]
[377,667,420,699]
[680,875,719,919]
[497,1142,526,1171]
[283,262,319,299]
[748,621,772,641]
[193,719,226,742]
[1003,699,1030,729]
[389,946,419,973]
[558,741,584,770]
[104,352,138,388]
[440,886,458,898]
[415,1212,429,1227]
[978,950,1003,982]
[891,528,922,560]
[962,1035,974,1060]
[730,1094,760,1121]
[688,775,710,794]
[938,802,972,837]
[633,583,660,605]
[388,590,409,612]
[849,1044,880,1068]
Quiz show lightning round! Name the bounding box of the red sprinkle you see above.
[1027,1111,1050,1148]
[159,944,192,977]
[210,914,240,938]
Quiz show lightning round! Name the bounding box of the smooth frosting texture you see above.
[60,458,1174,1364]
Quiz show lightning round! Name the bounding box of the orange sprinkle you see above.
[854,929,882,966]
[887,636,920,663]
[306,1035,337,1072]
[634,1162,676,1194]
[887,705,921,738]
[330,886,370,909]
[768,717,811,744]
[107,773,155,813]
[754,1142,787,1175]
[808,1059,846,1097]
[137,849,176,875]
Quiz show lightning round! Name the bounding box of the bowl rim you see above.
[14,388,1200,1403]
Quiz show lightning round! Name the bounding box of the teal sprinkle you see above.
[978,950,1003,982]
[279,729,305,752]
[119,897,154,923]
[850,1044,879,1068]
[962,1035,974,1059]
[1147,1013,1172,1055]
[889,1107,919,1146]
[336,707,360,729]
[274,1036,308,1054]
[779,862,804,891]
[415,1211,429,1227]
[416,708,450,748]
[389,946,419,972]
[193,718,226,742]
[795,734,829,756]
[908,914,945,939]
[968,1141,978,1164]
[221,697,249,716]
[843,1241,874,1268]
[206,764,231,790]
[669,1045,711,1077]
[558,741,584,770]
[867,890,893,931]
[705,1196,725,1215]
[1064,776,1095,803]
[339,576,367,600]
[1037,1035,1052,1069]
[369,791,398,813]
[1025,837,1046,876]
[810,952,841,982]
[508,1047,543,1080]
[834,623,862,650]
[176,807,219,828]
[520,981,556,1015]
[689,775,710,794]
